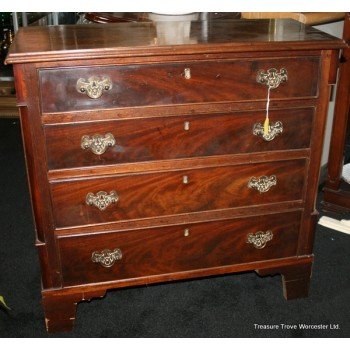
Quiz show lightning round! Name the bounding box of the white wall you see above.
[313,21,344,166]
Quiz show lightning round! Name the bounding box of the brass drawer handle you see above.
[247,230,273,249]
[86,190,119,211]
[248,175,277,193]
[76,76,112,99]
[91,248,122,268]
[256,68,288,89]
[81,133,116,155]
[253,121,283,141]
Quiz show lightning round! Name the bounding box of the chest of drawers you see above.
[6,19,344,332]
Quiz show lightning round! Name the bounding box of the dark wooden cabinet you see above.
[322,13,350,213]
[6,19,344,332]
[0,63,18,117]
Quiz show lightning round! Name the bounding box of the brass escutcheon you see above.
[248,175,277,193]
[86,190,119,211]
[247,230,273,249]
[256,68,288,89]
[81,133,116,155]
[253,121,283,141]
[76,76,112,99]
[91,248,122,268]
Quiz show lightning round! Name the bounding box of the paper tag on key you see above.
[263,86,271,136]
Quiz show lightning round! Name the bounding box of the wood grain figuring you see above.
[12,64,27,105]
[50,159,306,228]
[298,50,338,255]
[54,204,304,238]
[44,255,313,295]
[58,211,301,286]
[39,58,320,113]
[41,99,318,125]
[47,149,310,182]
[6,20,345,64]
[7,18,342,332]
[34,50,323,70]
[16,64,62,288]
[45,108,314,170]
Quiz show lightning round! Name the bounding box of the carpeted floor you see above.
[0,118,349,337]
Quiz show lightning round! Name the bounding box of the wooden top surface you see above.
[6,19,345,64]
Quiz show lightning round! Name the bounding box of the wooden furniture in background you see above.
[0,80,18,117]
[241,12,345,25]
[322,13,350,213]
[6,19,344,332]
[0,27,18,117]
[83,12,150,23]
[0,69,18,118]
[82,12,241,24]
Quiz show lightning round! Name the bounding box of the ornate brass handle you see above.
[247,230,273,249]
[81,133,116,155]
[86,190,119,211]
[248,175,277,193]
[91,248,122,268]
[76,76,112,99]
[256,68,288,89]
[253,121,283,141]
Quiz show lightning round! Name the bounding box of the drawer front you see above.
[58,211,302,286]
[40,57,319,113]
[45,108,314,170]
[50,159,306,228]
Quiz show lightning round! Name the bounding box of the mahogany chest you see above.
[6,19,344,332]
